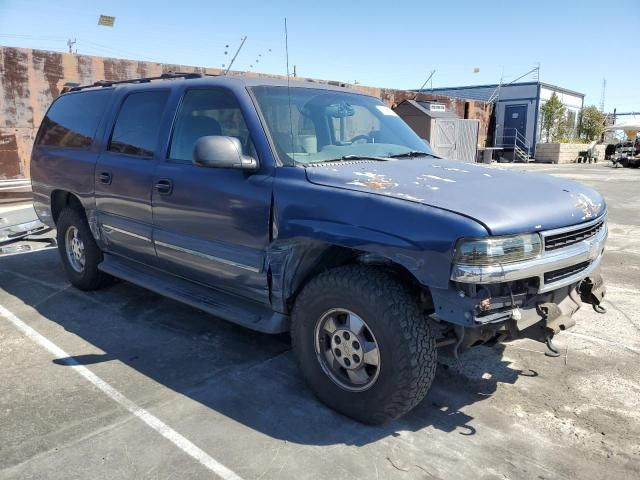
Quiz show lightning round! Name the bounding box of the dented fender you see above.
[267,167,489,310]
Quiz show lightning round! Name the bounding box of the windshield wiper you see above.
[320,155,391,163]
[388,151,438,159]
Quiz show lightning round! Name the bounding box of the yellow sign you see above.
[98,15,116,27]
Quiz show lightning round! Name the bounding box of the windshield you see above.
[250,86,433,165]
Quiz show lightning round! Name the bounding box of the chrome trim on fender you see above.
[101,224,151,242]
[154,240,261,273]
[451,217,608,293]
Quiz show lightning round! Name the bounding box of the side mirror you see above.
[193,136,258,170]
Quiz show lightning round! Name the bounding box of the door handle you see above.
[154,179,173,195]
[99,172,112,184]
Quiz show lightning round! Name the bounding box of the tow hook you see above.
[535,303,574,358]
[579,274,607,314]
[545,336,561,357]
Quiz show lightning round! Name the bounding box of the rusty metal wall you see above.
[0,46,492,179]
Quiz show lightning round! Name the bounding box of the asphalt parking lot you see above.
[1,163,639,480]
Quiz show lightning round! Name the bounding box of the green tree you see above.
[578,105,606,141]
[540,92,567,142]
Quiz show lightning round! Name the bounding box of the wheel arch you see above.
[272,240,430,314]
[50,190,84,224]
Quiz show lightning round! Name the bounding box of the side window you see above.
[109,91,169,157]
[37,90,111,149]
[169,88,253,161]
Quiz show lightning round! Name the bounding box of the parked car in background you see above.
[31,73,608,424]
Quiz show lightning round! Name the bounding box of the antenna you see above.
[507,66,539,85]
[285,17,295,163]
[599,78,607,112]
[413,70,436,100]
[224,36,247,75]
[488,65,538,104]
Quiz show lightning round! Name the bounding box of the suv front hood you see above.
[304,158,606,235]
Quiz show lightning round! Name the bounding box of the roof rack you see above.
[65,72,216,93]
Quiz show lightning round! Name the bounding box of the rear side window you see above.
[37,90,111,149]
[109,91,169,157]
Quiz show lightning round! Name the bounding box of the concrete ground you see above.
[1,163,639,480]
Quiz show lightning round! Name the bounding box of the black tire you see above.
[56,207,108,291]
[291,265,437,424]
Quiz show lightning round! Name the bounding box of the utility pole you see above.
[67,38,77,54]
[224,36,247,75]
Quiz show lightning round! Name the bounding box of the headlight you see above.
[454,233,542,266]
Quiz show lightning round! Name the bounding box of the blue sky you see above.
[1,0,638,112]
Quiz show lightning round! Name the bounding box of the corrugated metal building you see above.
[417,82,585,158]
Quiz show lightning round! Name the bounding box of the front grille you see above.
[544,219,604,251]
[544,261,590,284]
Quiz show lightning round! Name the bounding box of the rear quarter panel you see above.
[30,91,115,227]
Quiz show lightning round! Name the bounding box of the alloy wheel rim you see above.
[65,226,86,273]
[314,308,381,392]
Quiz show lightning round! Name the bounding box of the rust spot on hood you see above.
[347,172,398,190]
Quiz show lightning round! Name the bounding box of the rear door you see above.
[95,89,170,262]
[151,87,273,303]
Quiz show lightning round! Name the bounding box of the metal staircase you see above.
[501,128,532,162]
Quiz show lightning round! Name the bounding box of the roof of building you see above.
[415,81,585,102]
[397,100,460,118]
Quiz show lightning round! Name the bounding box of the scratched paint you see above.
[347,172,399,190]
[417,174,456,183]
[573,192,602,220]
[431,164,470,173]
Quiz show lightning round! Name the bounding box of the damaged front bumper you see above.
[430,216,608,351]
[450,216,607,293]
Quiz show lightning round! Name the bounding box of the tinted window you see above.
[170,88,253,161]
[109,91,169,157]
[37,90,111,148]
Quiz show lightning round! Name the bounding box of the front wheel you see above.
[292,265,437,424]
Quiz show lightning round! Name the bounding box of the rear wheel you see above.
[56,207,109,291]
[292,265,437,424]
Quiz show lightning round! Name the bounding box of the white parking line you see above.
[0,303,243,480]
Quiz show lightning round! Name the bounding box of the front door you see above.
[151,87,273,304]
[503,104,527,149]
[95,89,170,262]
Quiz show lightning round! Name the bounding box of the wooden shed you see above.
[393,100,479,162]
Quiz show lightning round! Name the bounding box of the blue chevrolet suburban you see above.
[30,73,607,424]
